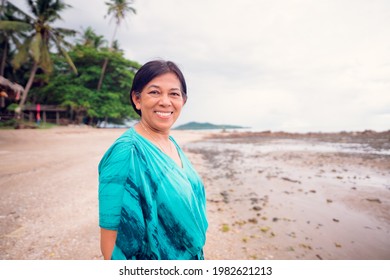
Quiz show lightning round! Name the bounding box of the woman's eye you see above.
[171,92,181,97]
[149,90,159,95]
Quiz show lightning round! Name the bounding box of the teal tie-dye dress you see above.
[98,127,208,260]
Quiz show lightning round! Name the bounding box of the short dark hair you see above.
[130,60,187,116]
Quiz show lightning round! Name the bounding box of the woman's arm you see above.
[100,228,117,260]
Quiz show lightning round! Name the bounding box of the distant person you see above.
[36,103,41,125]
[98,60,208,260]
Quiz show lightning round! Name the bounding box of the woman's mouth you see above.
[155,111,173,118]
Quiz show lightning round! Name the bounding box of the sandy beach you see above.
[0,127,389,260]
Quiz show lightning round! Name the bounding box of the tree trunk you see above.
[0,41,7,108]
[97,58,109,91]
[19,62,39,110]
[0,40,7,76]
[96,23,119,91]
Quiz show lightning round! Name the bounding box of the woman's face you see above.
[132,72,185,133]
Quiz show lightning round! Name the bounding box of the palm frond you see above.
[51,28,75,50]
[12,38,32,69]
[61,50,78,74]
[30,33,42,63]
[53,36,77,74]
[3,2,35,22]
[53,27,77,37]
[42,0,70,22]
[0,20,31,32]
[40,42,53,73]
[27,0,39,18]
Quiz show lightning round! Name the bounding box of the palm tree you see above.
[97,0,136,91]
[0,0,77,112]
[78,26,107,49]
[0,1,27,76]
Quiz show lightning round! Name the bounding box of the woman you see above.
[98,60,208,260]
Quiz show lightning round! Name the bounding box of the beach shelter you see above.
[0,75,24,108]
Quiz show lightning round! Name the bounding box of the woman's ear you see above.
[131,91,141,110]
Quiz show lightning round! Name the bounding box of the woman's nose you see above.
[159,93,172,106]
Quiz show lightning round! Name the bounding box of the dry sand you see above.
[0,127,389,260]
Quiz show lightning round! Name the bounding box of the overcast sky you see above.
[15,0,390,132]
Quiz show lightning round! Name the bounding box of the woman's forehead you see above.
[144,73,181,89]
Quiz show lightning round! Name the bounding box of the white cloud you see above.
[14,0,390,132]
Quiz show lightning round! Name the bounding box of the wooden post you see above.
[29,111,33,122]
[56,111,60,125]
[43,111,47,123]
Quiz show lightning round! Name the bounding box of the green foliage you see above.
[1,3,141,125]
[0,118,17,128]
[6,103,19,112]
[37,44,140,122]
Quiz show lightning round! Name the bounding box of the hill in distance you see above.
[174,121,247,130]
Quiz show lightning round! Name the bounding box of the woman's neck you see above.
[138,120,170,141]
[136,121,173,155]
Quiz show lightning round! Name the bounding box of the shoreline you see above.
[1,126,389,259]
[187,131,390,259]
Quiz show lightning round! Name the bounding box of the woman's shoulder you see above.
[98,128,140,169]
[109,127,138,150]
[114,126,137,144]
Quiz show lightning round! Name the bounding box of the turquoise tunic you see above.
[98,127,208,260]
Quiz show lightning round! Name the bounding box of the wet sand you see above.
[0,127,389,259]
[187,130,390,260]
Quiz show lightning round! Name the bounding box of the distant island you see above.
[174,121,247,130]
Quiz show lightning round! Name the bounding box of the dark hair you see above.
[130,60,187,116]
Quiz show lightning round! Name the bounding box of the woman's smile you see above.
[133,72,185,132]
[155,111,173,118]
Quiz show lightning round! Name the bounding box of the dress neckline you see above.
[131,126,185,169]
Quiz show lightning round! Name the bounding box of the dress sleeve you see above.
[98,141,134,230]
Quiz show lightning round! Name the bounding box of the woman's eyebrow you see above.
[147,85,180,91]
[147,84,160,89]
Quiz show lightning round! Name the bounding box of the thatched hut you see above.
[0,75,24,107]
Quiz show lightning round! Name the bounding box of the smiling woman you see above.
[132,72,186,149]
[98,60,208,260]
